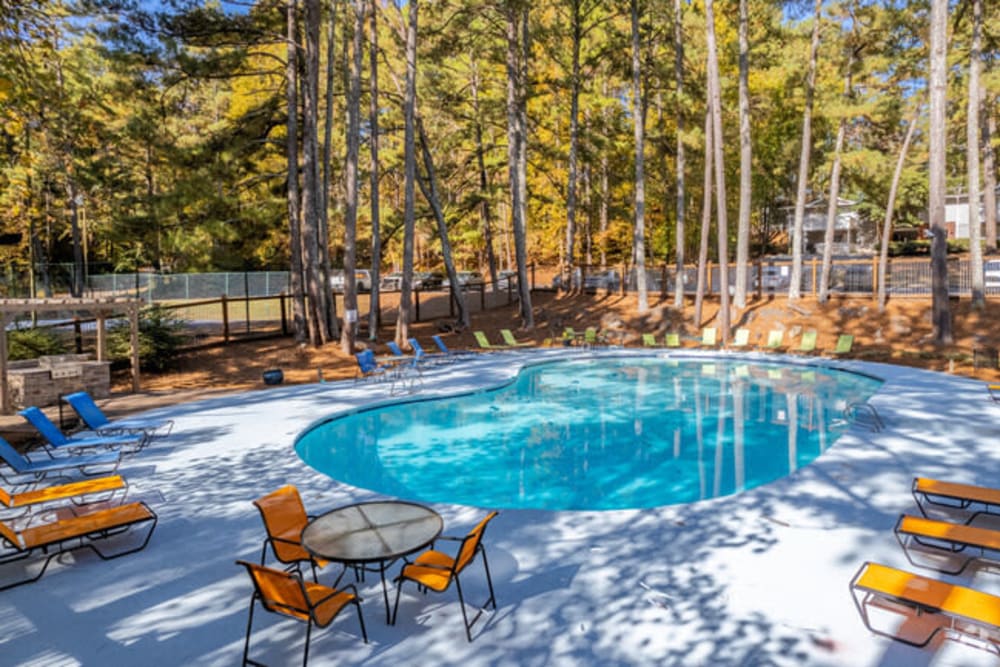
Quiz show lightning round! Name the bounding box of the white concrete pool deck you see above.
[2,348,1000,666]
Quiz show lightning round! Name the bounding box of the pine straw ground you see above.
[117,290,1000,396]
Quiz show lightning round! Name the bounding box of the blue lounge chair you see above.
[408,338,446,366]
[432,335,474,360]
[0,436,120,487]
[19,407,144,454]
[355,350,391,383]
[64,392,173,438]
[386,341,406,359]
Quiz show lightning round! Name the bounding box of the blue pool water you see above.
[296,357,882,511]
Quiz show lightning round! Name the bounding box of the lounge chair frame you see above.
[391,511,498,642]
[0,501,157,590]
[237,560,367,667]
[850,561,1000,653]
[0,436,120,488]
[19,406,145,454]
[894,513,1000,575]
[63,391,174,438]
[912,477,1000,524]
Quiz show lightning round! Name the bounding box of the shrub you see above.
[108,305,188,372]
[6,327,67,360]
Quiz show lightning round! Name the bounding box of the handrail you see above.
[844,401,884,432]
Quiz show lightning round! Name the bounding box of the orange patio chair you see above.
[253,485,328,581]
[0,501,156,590]
[237,560,367,667]
[391,511,498,641]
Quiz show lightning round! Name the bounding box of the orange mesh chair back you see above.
[391,511,499,641]
[237,560,366,667]
[253,485,324,579]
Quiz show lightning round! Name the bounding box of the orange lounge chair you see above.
[850,561,1000,650]
[391,511,499,642]
[895,513,1000,575]
[0,475,127,520]
[253,485,329,581]
[912,477,1000,524]
[0,501,156,590]
[237,560,367,667]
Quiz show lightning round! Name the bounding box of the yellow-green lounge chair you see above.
[796,331,817,354]
[832,334,854,356]
[391,511,498,642]
[894,514,1000,575]
[730,328,751,349]
[850,561,1000,649]
[761,330,784,352]
[642,333,659,348]
[664,332,681,348]
[0,501,156,590]
[562,327,581,346]
[583,327,605,348]
[700,327,717,347]
[912,477,1000,523]
[238,559,367,666]
[0,475,127,519]
[474,331,506,351]
[500,329,533,347]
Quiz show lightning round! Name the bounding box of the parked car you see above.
[441,271,484,289]
[986,260,1000,291]
[330,269,372,292]
[415,271,445,290]
[584,269,620,291]
[380,272,403,291]
[495,270,517,289]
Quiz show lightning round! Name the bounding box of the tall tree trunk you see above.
[340,0,365,353]
[301,0,328,345]
[416,116,470,328]
[694,109,712,328]
[789,0,822,301]
[395,0,418,344]
[631,0,648,312]
[286,0,307,343]
[705,0,729,341]
[470,58,500,290]
[67,180,84,298]
[673,0,686,308]
[599,78,609,272]
[983,88,998,252]
[967,0,984,309]
[564,0,582,288]
[505,1,533,328]
[319,0,340,341]
[367,0,381,336]
[877,113,918,311]
[734,0,751,309]
[928,0,952,343]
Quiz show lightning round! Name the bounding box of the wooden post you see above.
[811,258,819,296]
[280,293,288,335]
[479,283,485,311]
[129,304,140,392]
[222,294,230,343]
[414,290,421,322]
[0,311,8,414]
[871,255,879,299]
[96,312,107,361]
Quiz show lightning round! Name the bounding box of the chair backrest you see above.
[387,341,404,357]
[835,334,854,354]
[701,328,717,345]
[732,329,750,347]
[237,560,311,622]
[19,407,69,446]
[584,327,598,343]
[432,335,450,354]
[665,333,680,348]
[408,338,426,357]
[799,331,817,351]
[500,329,518,345]
[474,331,493,349]
[355,350,378,374]
[0,437,29,473]
[642,333,657,347]
[65,392,110,430]
[253,485,311,564]
[766,330,783,348]
[454,511,498,575]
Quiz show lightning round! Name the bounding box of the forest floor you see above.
[114,289,1000,396]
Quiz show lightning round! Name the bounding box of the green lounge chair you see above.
[761,330,784,351]
[796,331,817,354]
[642,333,658,348]
[730,328,751,349]
[832,334,854,356]
[583,327,605,348]
[700,327,717,347]
[500,329,533,347]
[474,331,507,351]
[664,333,681,348]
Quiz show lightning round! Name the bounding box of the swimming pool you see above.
[296,357,883,511]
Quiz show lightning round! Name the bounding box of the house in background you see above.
[944,185,1000,239]
[781,198,876,256]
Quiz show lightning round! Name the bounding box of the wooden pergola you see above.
[0,298,141,414]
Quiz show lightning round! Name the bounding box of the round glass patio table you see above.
[301,500,443,622]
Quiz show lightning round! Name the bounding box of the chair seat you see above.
[915,477,1000,508]
[3,475,125,508]
[402,550,456,592]
[306,582,357,627]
